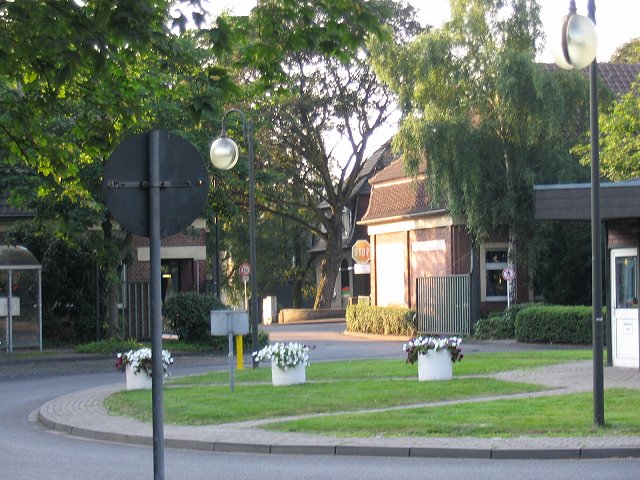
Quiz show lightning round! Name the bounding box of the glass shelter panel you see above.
[615,256,638,309]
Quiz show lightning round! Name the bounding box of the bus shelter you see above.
[0,245,42,352]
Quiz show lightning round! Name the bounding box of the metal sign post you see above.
[211,310,249,392]
[102,130,209,480]
[502,267,516,309]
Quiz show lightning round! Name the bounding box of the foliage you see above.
[346,303,416,336]
[252,342,310,369]
[371,0,591,299]
[162,293,226,343]
[75,338,144,355]
[573,78,640,181]
[528,221,592,305]
[6,221,108,344]
[473,315,515,340]
[212,0,422,308]
[473,303,540,339]
[0,0,235,338]
[403,336,463,365]
[515,305,606,345]
[610,37,640,63]
[115,348,173,377]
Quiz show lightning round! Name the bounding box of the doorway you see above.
[610,248,640,368]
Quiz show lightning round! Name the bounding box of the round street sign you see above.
[102,130,209,238]
[502,266,516,282]
[239,262,252,277]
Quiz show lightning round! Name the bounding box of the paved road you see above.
[2,322,640,479]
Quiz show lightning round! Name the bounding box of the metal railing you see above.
[416,275,470,335]
[119,281,151,340]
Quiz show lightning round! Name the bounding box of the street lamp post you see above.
[552,0,604,427]
[210,109,260,368]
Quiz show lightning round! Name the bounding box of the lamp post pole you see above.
[211,109,260,368]
[586,0,605,427]
[552,0,604,427]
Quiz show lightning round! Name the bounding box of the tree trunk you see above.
[507,231,517,306]
[101,216,132,338]
[314,222,343,309]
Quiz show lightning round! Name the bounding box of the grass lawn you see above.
[270,388,640,438]
[169,349,594,385]
[105,349,640,437]
[105,377,542,425]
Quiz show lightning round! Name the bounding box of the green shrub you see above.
[163,293,226,342]
[346,304,416,336]
[74,337,144,354]
[473,303,539,340]
[515,305,606,345]
[473,316,514,339]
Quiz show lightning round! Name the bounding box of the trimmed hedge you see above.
[515,305,606,345]
[473,315,515,340]
[473,303,539,340]
[346,304,416,336]
[163,293,226,342]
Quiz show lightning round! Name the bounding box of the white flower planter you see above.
[271,362,306,386]
[417,349,453,381]
[125,364,153,390]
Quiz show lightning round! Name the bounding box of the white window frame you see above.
[481,243,509,302]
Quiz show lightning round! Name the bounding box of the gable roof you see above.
[359,158,443,225]
[597,63,640,96]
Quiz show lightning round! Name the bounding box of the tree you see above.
[371,0,590,303]
[573,78,640,181]
[0,0,233,337]
[610,38,640,63]
[213,0,421,308]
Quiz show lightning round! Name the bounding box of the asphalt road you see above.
[1,322,639,479]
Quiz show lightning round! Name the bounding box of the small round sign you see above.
[501,267,516,282]
[239,262,252,277]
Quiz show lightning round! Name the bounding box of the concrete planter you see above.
[271,363,306,386]
[417,350,453,381]
[125,364,152,390]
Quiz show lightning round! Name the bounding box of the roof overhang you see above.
[534,180,640,221]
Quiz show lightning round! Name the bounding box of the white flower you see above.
[116,348,174,377]
[252,342,310,369]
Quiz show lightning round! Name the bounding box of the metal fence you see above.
[119,281,151,340]
[415,275,471,335]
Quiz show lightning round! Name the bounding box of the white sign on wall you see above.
[0,297,20,317]
[411,240,446,252]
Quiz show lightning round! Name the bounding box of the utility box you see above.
[211,310,249,336]
[262,296,277,325]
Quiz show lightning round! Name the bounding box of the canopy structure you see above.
[0,245,42,352]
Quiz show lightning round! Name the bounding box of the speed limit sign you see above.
[239,262,252,277]
[501,266,515,282]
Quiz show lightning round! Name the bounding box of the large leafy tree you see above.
[610,38,640,63]
[0,0,233,337]
[573,78,640,181]
[371,0,590,303]
[212,0,421,308]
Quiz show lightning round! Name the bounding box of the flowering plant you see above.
[115,348,174,377]
[403,336,463,365]
[253,342,310,369]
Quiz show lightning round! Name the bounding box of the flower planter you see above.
[417,349,453,381]
[271,362,306,386]
[125,364,153,390]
